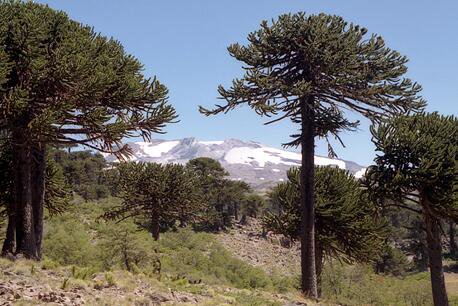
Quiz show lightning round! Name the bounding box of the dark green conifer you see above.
[364,112,457,306]
[0,1,176,259]
[263,166,387,295]
[200,12,424,297]
[186,158,252,230]
[104,162,202,240]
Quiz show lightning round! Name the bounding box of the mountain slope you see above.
[104,138,366,190]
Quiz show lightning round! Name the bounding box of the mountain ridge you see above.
[104,137,366,190]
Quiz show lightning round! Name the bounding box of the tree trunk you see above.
[1,208,16,256]
[239,214,247,225]
[449,222,457,259]
[151,212,160,241]
[32,145,46,260]
[422,196,449,306]
[234,203,238,221]
[300,96,318,299]
[122,243,131,271]
[2,139,20,256]
[315,240,324,298]
[13,131,38,259]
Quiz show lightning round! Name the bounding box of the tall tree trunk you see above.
[151,212,160,241]
[300,96,318,299]
[2,139,21,256]
[32,145,46,260]
[315,240,324,298]
[234,203,238,221]
[1,207,16,256]
[122,240,131,272]
[449,222,457,259]
[13,131,38,259]
[422,196,449,306]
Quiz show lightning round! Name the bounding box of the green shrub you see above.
[97,220,158,272]
[159,229,278,290]
[374,245,411,276]
[43,218,97,267]
[321,262,433,306]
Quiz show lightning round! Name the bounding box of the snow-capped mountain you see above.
[104,138,366,190]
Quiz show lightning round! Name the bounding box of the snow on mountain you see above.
[104,138,366,190]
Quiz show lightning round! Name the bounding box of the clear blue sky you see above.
[36,0,457,165]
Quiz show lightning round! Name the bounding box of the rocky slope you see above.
[104,138,366,190]
[0,255,313,306]
[216,218,300,276]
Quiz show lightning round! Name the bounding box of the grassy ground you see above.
[0,258,310,305]
[1,198,458,305]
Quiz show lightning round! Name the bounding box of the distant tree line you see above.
[103,157,264,240]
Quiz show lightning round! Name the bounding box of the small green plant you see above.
[61,278,69,290]
[104,272,116,287]
[41,258,60,270]
[71,266,97,280]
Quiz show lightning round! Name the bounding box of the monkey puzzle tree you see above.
[263,166,387,295]
[240,193,265,220]
[186,157,252,230]
[186,157,229,230]
[364,112,457,306]
[0,1,176,259]
[200,12,424,297]
[186,157,228,179]
[104,162,202,240]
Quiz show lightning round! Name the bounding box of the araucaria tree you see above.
[186,157,252,230]
[0,2,176,259]
[364,113,457,306]
[199,12,424,297]
[104,162,202,241]
[263,166,387,295]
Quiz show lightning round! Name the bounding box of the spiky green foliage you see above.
[103,162,203,240]
[264,166,387,263]
[186,158,252,230]
[365,112,458,220]
[43,155,71,215]
[186,157,228,178]
[240,193,266,219]
[364,112,457,306]
[200,12,425,147]
[50,149,111,200]
[0,1,177,156]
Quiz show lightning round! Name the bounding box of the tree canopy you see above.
[365,112,457,221]
[200,12,425,148]
[0,1,177,156]
[186,157,253,230]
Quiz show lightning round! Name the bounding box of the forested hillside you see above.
[1,149,458,305]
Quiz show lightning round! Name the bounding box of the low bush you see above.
[42,200,294,292]
[321,262,433,305]
[158,228,285,290]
